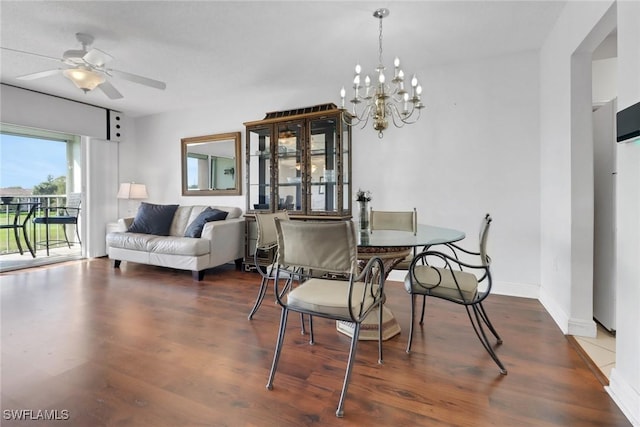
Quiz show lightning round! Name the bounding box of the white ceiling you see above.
[0,1,566,118]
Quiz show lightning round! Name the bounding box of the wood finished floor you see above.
[0,258,630,426]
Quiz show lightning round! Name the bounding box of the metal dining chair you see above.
[247,211,290,319]
[404,214,507,374]
[266,219,385,417]
[369,207,417,270]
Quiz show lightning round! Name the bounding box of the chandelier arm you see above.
[387,103,409,128]
[359,104,373,129]
[397,104,423,126]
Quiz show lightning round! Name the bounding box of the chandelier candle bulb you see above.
[339,7,425,138]
[393,57,400,78]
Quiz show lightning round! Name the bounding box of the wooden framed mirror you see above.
[181,131,242,196]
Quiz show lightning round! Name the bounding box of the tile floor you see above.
[574,324,616,380]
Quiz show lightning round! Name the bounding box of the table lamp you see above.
[117,182,148,216]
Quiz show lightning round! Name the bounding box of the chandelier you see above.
[340,8,424,138]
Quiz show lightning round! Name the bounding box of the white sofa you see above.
[106,205,245,280]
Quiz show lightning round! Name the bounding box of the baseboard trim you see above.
[607,368,640,427]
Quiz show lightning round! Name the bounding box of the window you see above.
[0,123,82,258]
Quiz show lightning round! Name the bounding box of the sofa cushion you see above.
[107,232,210,256]
[184,208,228,238]
[215,206,242,219]
[128,202,179,236]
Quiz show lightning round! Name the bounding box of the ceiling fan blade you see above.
[108,68,166,90]
[16,69,62,80]
[1,46,63,63]
[98,80,123,100]
[83,48,113,67]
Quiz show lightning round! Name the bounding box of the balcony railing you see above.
[0,195,79,255]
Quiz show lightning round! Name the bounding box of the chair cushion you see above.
[404,266,478,302]
[127,202,179,236]
[33,215,77,225]
[287,278,377,319]
[184,207,228,238]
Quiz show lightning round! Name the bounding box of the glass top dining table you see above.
[337,223,466,341]
[357,224,466,248]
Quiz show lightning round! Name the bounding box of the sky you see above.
[0,134,67,189]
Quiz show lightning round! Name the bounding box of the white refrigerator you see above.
[592,99,617,332]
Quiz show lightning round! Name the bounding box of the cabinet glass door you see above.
[276,122,303,213]
[341,120,351,213]
[247,126,272,211]
[309,117,338,214]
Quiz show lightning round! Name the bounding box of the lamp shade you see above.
[117,183,148,199]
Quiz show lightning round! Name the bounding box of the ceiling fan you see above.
[1,32,166,100]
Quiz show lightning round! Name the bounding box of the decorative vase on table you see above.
[358,201,369,231]
[356,189,372,231]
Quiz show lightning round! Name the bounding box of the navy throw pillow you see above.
[184,208,228,238]
[127,202,179,236]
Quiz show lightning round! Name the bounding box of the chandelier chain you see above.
[378,16,384,68]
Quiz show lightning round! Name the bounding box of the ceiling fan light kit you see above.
[63,67,105,92]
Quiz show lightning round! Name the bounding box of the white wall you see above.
[593,57,618,104]
[369,52,542,295]
[610,1,640,424]
[539,0,615,335]
[540,1,639,424]
[126,50,542,299]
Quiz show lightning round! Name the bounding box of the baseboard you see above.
[539,286,570,334]
[492,280,539,299]
[568,317,597,338]
[607,368,640,427]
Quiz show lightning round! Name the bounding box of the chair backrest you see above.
[61,193,82,217]
[275,219,357,275]
[255,211,289,250]
[369,208,417,234]
[479,214,492,267]
[66,193,82,211]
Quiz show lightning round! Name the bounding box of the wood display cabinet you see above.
[243,103,352,269]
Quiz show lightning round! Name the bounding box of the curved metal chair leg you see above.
[419,295,427,325]
[378,302,384,364]
[267,308,289,390]
[336,322,361,418]
[477,301,502,344]
[406,294,416,353]
[62,225,71,248]
[12,226,24,255]
[248,276,269,320]
[466,305,507,375]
